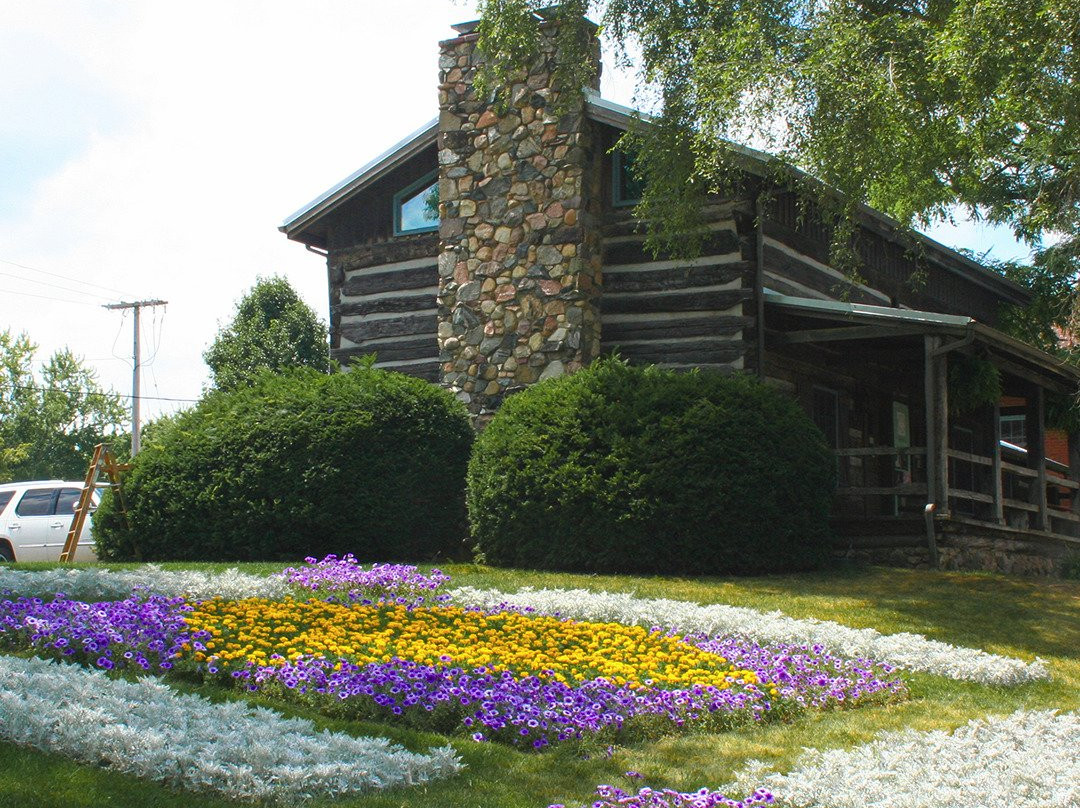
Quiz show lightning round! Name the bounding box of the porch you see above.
[763,292,1080,576]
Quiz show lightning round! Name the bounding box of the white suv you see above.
[0,481,99,563]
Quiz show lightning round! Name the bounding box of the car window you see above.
[15,488,58,517]
[56,489,83,515]
[0,491,14,514]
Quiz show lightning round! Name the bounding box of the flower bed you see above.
[0,565,1049,686]
[0,654,461,803]
[451,586,1049,685]
[0,560,905,755]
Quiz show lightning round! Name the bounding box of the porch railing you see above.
[833,445,1079,537]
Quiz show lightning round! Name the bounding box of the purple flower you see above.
[275,555,451,608]
[0,593,206,674]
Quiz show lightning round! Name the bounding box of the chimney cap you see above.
[451,9,598,36]
[450,19,481,34]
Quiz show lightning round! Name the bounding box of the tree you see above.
[204,276,330,391]
[0,330,128,482]
[476,0,1079,339]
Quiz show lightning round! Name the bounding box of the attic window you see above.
[612,150,645,207]
[393,171,439,235]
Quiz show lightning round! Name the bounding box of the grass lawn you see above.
[0,562,1077,808]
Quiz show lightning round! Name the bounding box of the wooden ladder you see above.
[59,444,132,563]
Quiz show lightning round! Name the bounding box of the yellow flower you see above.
[182,598,772,691]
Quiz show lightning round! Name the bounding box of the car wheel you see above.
[0,544,13,563]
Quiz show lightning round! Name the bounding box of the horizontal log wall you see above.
[763,192,1009,324]
[761,223,890,305]
[599,215,754,371]
[328,236,441,381]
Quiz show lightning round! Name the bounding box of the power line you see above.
[0,381,199,403]
[0,256,136,298]
[0,269,116,302]
[0,286,101,307]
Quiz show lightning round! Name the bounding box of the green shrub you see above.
[467,358,836,575]
[93,365,473,562]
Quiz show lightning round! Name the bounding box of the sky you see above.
[1,0,1034,426]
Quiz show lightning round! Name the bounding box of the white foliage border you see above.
[727,709,1080,808]
[0,565,289,602]
[450,586,1049,685]
[0,654,461,803]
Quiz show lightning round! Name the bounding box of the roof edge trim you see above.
[280,119,439,239]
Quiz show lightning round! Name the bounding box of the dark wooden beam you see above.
[340,313,437,341]
[602,315,751,343]
[336,293,438,318]
[992,400,1005,524]
[603,263,749,294]
[342,264,438,297]
[601,289,752,314]
[782,324,930,344]
[1029,386,1049,531]
[988,352,1075,394]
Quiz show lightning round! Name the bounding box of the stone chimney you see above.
[436,15,603,416]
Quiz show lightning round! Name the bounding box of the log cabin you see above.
[280,14,1080,576]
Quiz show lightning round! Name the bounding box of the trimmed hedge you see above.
[94,366,472,562]
[467,358,836,575]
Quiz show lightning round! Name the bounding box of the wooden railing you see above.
[834,445,1080,537]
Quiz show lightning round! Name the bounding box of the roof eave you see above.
[279,119,439,241]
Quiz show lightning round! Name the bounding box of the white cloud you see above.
[1,1,493,422]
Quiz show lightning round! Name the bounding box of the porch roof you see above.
[765,291,1080,392]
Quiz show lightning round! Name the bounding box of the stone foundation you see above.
[833,517,1076,577]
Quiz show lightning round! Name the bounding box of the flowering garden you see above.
[0,559,1077,807]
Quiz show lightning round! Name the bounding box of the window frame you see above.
[15,488,59,517]
[1000,413,1026,447]
[392,170,440,236]
[612,149,644,208]
[811,386,841,450]
[55,488,83,516]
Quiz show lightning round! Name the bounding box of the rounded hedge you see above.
[467,358,836,575]
[94,365,473,562]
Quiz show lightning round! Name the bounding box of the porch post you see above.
[924,336,938,509]
[1029,386,1049,531]
[1070,430,1080,517]
[924,336,949,511]
[992,400,1004,523]
[933,344,950,509]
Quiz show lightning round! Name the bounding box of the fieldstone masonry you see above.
[436,20,603,415]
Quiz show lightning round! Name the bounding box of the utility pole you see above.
[104,299,167,455]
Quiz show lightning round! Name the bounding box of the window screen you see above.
[15,488,57,516]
